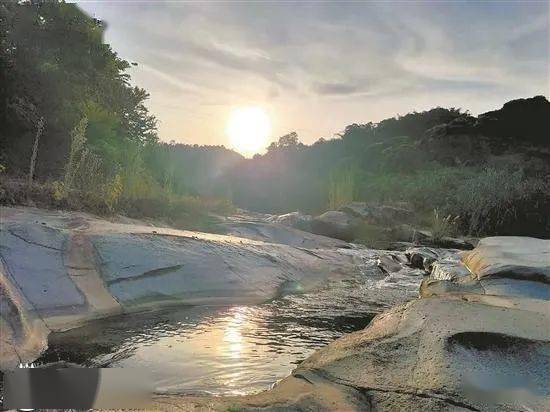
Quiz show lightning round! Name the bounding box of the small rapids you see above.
[37,248,425,395]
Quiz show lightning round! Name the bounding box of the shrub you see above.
[430,209,459,240]
[451,168,550,236]
[357,167,476,213]
[328,165,355,209]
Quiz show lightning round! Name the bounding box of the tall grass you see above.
[328,165,355,209]
[47,117,235,228]
[452,167,549,235]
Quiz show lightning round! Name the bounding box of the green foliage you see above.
[1,1,158,178]
[357,167,476,212]
[1,2,548,239]
[104,174,123,212]
[451,168,550,236]
[64,117,91,190]
[430,209,459,240]
[328,165,355,209]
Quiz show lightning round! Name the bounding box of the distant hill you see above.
[222,96,549,237]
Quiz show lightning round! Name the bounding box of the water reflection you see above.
[223,308,245,360]
[38,250,422,395]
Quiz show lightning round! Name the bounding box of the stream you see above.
[37,249,423,396]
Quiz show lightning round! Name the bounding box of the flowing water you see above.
[37,249,424,396]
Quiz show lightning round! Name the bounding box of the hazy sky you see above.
[78,1,549,153]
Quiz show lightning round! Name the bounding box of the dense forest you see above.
[0,1,235,228]
[1,2,549,237]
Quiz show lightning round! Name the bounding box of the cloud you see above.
[78,1,549,145]
[313,82,362,95]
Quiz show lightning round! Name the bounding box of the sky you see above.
[77,1,549,154]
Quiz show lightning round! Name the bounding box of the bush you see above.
[328,165,355,209]
[451,168,550,236]
[430,209,459,240]
[357,167,476,213]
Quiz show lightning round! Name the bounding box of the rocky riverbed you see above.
[1,206,548,410]
[0,206,363,370]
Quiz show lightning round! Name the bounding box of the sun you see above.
[226,106,271,156]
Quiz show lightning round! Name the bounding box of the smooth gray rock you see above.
[0,206,358,370]
[310,211,360,241]
[267,211,312,230]
[339,202,413,225]
[480,278,550,300]
[216,220,347,249]
[0,224,85,312]
[422,237,550,300]
[462,236,550,283]
[291,295,550,411]
[92,232,352,308]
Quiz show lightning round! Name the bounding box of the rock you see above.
[339,202,371,219]
[405,247,438,270]
[340,202,413,225]
[462,236,550,283]
[291,294,550,411]
[377,254,406,273]
[216,221,348,249]
[0,206,357,371]
[310,210,361,241]
[266,211,312,231]
[422,236,550,300]
[1,262,49,370]
[429,260,471,280]
[420,276,484,297]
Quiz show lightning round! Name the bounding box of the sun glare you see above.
[226,107,271,156]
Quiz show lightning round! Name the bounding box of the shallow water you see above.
[38,249,423,395]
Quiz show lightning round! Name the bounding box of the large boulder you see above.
[266,211,312,231]
[462,236,550,283]
[292,294,550,411]
[310,211,361,241]
[0,206,357,371]
[340,202,413,225]
[422,237,550,300]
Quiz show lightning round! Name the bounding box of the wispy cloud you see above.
[79,1,549,146]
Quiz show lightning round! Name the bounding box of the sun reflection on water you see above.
[223,307,246,359]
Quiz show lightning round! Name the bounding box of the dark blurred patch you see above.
[3,368,151,409]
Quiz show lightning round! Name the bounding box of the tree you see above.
[0,1,158,178]
[267,132,300,152]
